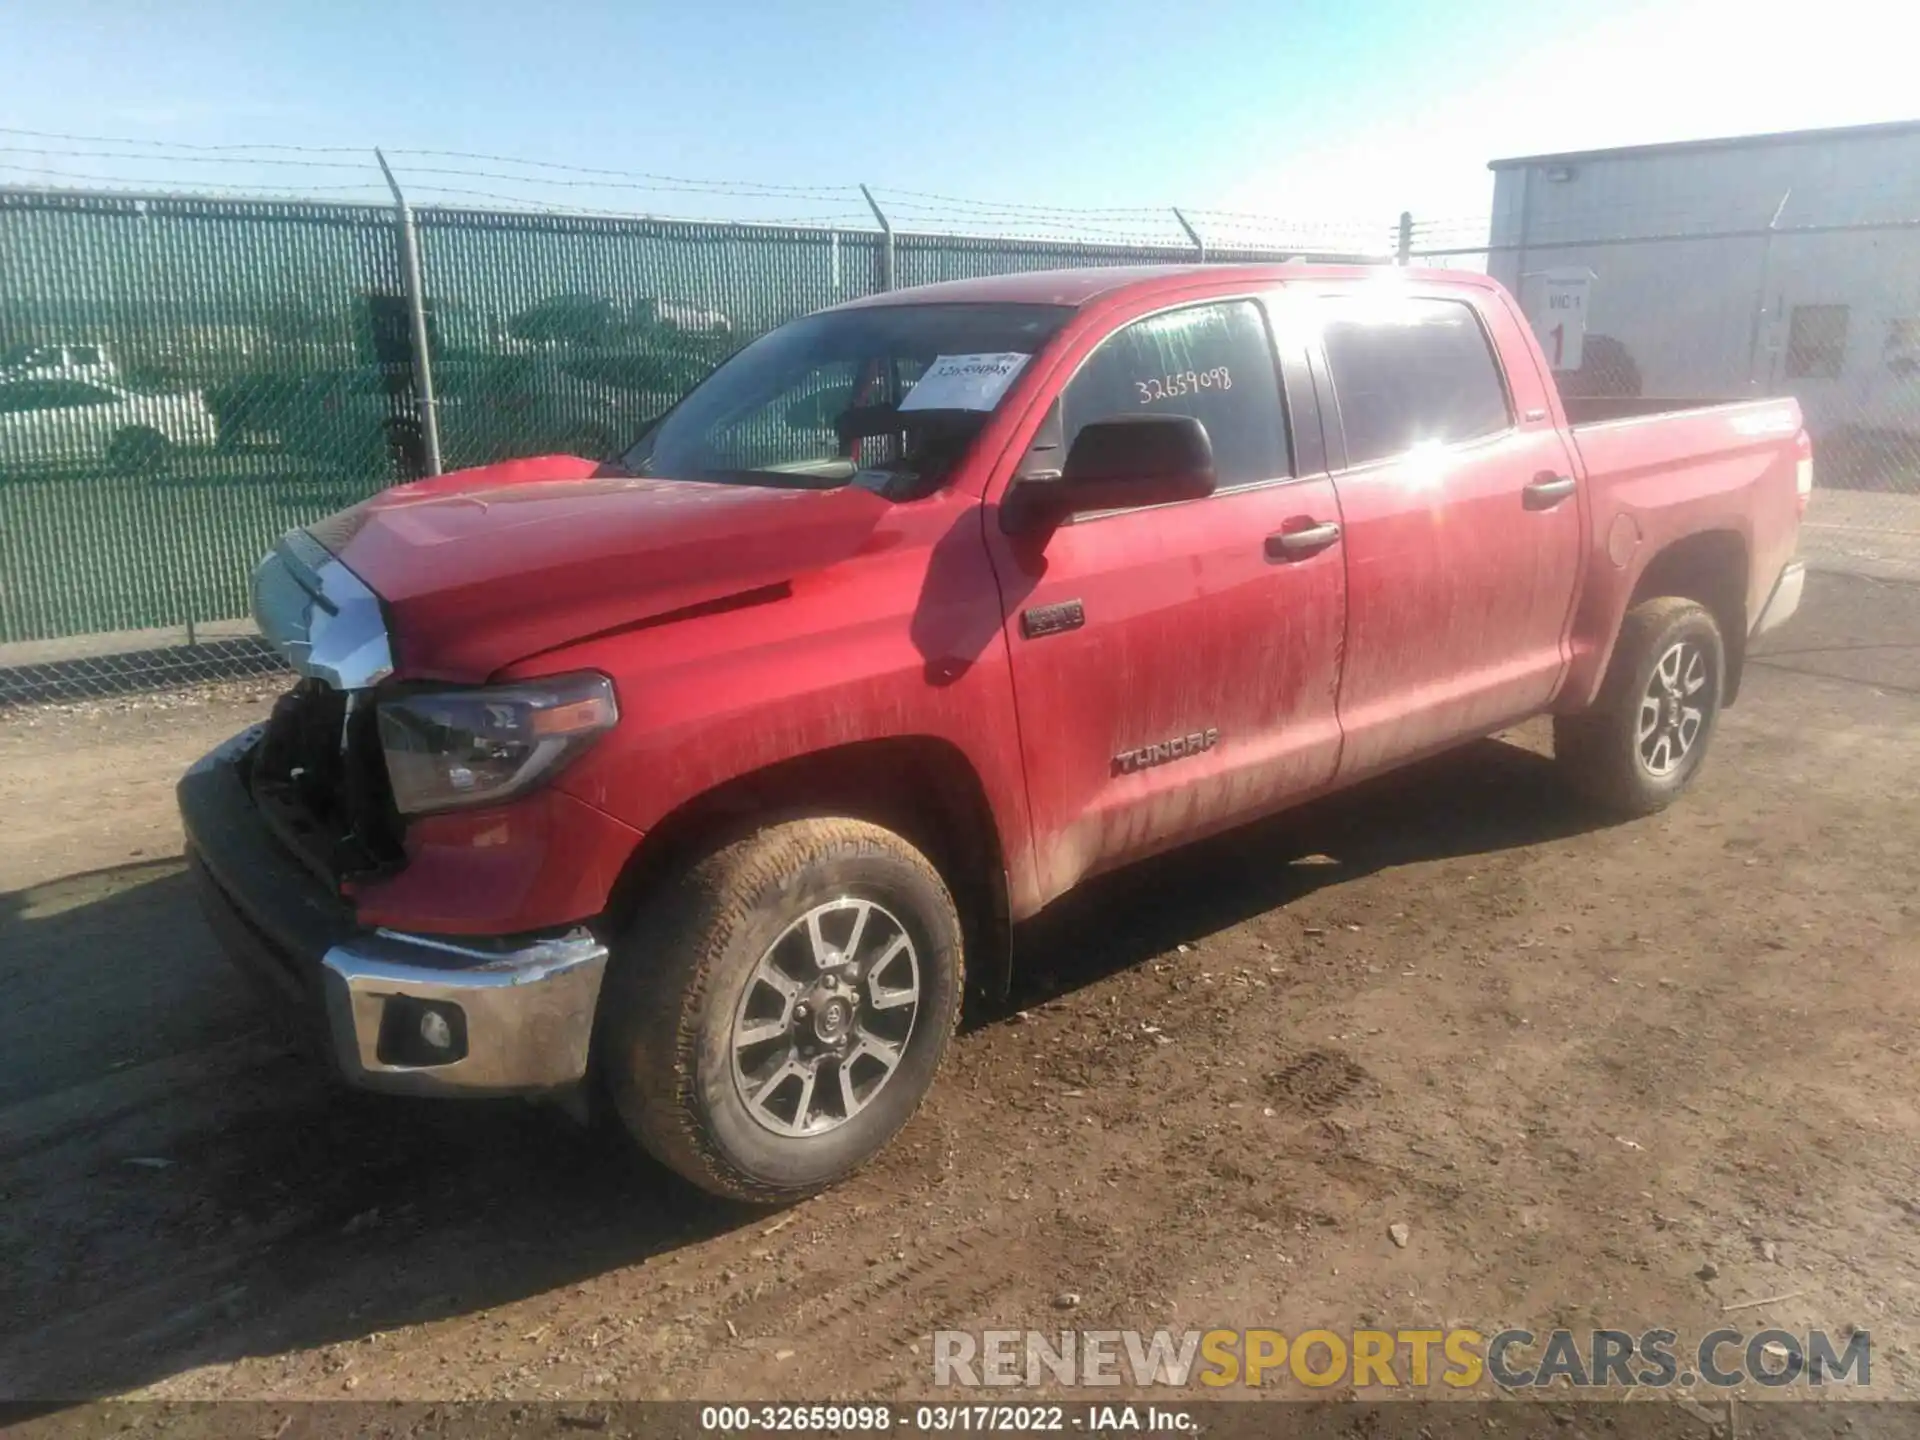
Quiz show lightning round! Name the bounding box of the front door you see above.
[983,294,1348,905]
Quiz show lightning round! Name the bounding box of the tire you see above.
[1554,596,1726,816]
[600,817,965,1203]
[107,427,170,474]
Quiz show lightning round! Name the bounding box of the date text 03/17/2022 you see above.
[698,1404,1195,1432]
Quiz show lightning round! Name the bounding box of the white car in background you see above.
[0,377,218,474]
[0,341,122,387]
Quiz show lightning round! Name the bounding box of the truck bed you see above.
[1562,395,1757,426]
[1556,391,1805,711]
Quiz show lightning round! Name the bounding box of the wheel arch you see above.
[600,735,1014,1007]
[1623,528,1750,705]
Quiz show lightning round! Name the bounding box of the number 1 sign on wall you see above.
[1525,268,1593,371]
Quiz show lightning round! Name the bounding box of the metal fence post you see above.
[1512,167,1532,295]
[860,184,894,292]
[1745,189,1792,391]
[1397,211,1413,265]
[375,148,443,477]
[1172,208,1206,263]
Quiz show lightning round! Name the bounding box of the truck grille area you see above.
[251,679,405,884]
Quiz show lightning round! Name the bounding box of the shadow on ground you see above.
[1003,733,1600,1011]
[0,862,268,1107]
[0,734,1604,1406]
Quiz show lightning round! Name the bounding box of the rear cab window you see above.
[1317,294,1512,467]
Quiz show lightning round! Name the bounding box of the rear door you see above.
[1311,287,1584,779]
[983,291,1347,904]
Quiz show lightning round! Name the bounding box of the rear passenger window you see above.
[1062,300,1289,488]
[1320,297,1511,467]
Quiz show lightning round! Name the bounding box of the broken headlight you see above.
[376,673,618,815]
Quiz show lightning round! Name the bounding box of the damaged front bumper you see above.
[178,728,608,1098]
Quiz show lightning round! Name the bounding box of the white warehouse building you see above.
[1484,119,1920,484]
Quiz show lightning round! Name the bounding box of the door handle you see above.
[1524,473,1577,509]
[1265,521,1342,561]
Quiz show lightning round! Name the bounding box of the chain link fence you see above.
[5,159,1917,704]
[0,191,408,695]
[0,186,1374,702]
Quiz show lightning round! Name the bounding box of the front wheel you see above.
[600,817,964,1202]
[1555,596,1726,816]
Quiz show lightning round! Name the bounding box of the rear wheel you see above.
[600,817,964,1202]
[1555,596,1725,816]
[107,427,170,474]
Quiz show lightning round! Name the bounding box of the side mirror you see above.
[1002,414,1215,532]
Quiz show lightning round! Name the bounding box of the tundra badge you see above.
[1020,599,1086,639]
[1114,727,1220,775]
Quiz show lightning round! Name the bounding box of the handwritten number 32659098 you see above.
[1136,367,1232,404]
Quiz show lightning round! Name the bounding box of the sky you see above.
[1,0,1914,250]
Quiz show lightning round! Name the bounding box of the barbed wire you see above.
[867,205,1188,245]
[391,164,859,200]
[0,125,1395,251]
[0,125,372,154]
[0,145,381,172]
[28,121,1920,256]
[401,184,873,227]
[867,187,1171,220]
[386,147,857,198]
[1187,207,1395,233]
[0,162,390,194]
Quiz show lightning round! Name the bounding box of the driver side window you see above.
[1061,300,1291,489]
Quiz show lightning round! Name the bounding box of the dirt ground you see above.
[2,570,1918,1417]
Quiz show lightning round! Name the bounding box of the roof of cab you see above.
[828,262,1492,311]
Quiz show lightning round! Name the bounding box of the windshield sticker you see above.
[898,353,1031,412]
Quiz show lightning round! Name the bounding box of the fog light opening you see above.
[420,1008,454,1052]
[375,997,470,1067]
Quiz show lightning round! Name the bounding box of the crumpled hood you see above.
[307,455,891,682]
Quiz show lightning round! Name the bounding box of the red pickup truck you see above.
[180,264,1810,1201]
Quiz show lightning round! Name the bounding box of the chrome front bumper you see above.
[180,729,609,1100]
[320,928,609,1098]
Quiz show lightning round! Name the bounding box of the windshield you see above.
[618,302,1071,494]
